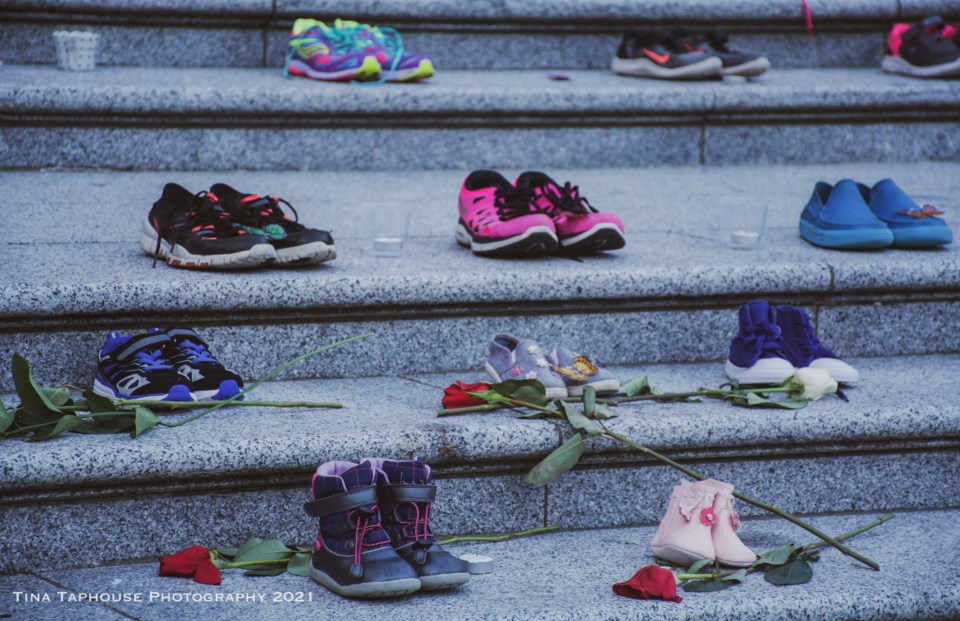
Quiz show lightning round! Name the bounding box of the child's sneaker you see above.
[93,331,193,402]
[612,29,723,80]
[775,305,859,383]
[515,171,625,253]
[304,461,421,598]
[140,184,276,270]
[211,183,337,266]
[672,28,770,77]
[882,16,960,78]
[456,170,558,257]
[165,328,245,400]
[545,347,620,396]
[356,23,435,82]
[485,334,568,398]
[285,18,382,82]
[725,300,796,384]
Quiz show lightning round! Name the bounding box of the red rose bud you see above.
[613,565,682,603]
[441,381,493,409]
[159,545,212,578]
[193,558,223,585]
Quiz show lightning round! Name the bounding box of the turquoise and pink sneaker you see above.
[285,19,381,82]
[515,171,626,253]
[456,170,558,257]
[356,24,435,82]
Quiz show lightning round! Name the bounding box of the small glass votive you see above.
[363,202,410,257]
[717,197,768,250]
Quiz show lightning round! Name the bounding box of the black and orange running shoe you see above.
[612,29,722,80]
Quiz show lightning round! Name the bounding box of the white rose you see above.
[789,367,838,401]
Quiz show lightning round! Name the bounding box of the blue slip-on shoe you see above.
[724,300,796,385]
[799,179,894,249]
[545,347,620,397]
[485,334,568,399]
[775,305,859,383]
[860,178,953,248]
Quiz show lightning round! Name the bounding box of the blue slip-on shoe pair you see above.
[800,179,952,250]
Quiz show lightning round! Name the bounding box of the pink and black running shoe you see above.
[882,16,960,78]
[456,170,558,257]
[516,171,626,253]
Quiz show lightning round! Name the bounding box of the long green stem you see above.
[438,525,559,545]
[601,426,879,571]
[610,387,793,405]
[60,400,343,412]
[162,333,374,428]
[220,559,289,569]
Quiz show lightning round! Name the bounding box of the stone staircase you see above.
[2,0,960,619]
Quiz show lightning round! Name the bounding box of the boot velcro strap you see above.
[114,334,170,362]
[382,484,436,504]
[303,487,378,517]
[165,328,206,346]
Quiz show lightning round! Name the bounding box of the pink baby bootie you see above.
[699,479,757,567]
[650,480,717,566]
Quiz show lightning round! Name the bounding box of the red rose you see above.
[613,565,682,603]
[441,381,492,409]
[159,545,221,585]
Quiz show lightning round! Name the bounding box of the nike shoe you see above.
[799,179,894,249]
[285,18,382,82]
[211,183,336,266]
[672,28,770,77]
[140,184,276,270]
[859,178,953,248]
[882,16,960,78]
[515,171,625,253]
[355,23,435,82]
[165,328,244,400]
[455,170,558,257]
[775,305,859,384]
[611,29,722,80]
[725,300,796,385]
[93,331,193,402]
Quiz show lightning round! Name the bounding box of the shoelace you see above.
[740,322,788,359]
[493,186,537,221]
[360,24,405,83]
[153,191,239,268]
[540,182,597,216]
[133,349,171,372]
[399,501,434,544]
[174,341,218,365]
[234,195,303,232]
[348,505,382,578]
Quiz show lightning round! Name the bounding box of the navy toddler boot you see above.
[304,460,421,598]
[364,458,470,590]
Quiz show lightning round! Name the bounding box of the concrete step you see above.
[2,353,959,573]
[5,0,954,71]
[3,65,960,170]
[3,161,960,390]
[2,508,958,620]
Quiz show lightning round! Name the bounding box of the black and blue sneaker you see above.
[165,328,244,401]
[94,331,193,402]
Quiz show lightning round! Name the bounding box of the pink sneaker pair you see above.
[456,170,626,257]
[650,479,757,568]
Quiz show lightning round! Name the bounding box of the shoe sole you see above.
[418,572,471,591]
[286,56,382,82]
[455,222,559,257]
[651,543,714,568]
[611,55,723,79]
[889,225,953,248]
[484,362,568,399]
[799,220,893,250]
[567,379,621,397]
[275,241,338,266]
[141,219,277,269]
[722,56,771,77]
[308,567,420,598]
[194,380,244,401]
[882,54,960,78]
[724,359,795,385]
[93,378,195,402]
[561,223,626,253]
[386,59,435,82]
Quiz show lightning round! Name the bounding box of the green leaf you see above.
[753,543,802,568]
[764,559,813,586]
[687,559,714,574]
[594,404,618,420]
[133,406,162,438]
[623,377,651,397]
[736,392,808,410]
[12,354,63,424]
[522,433,586,485]
[72,414,135,434]
[243,567,286,577]
[27,415,86,441]
[41,387,72,407]
[721,569,748,582]
[516,411,555,419]
[560,402,603,437]
[682,579,735,592]
[286,552,311,577]
[214,547,239,559]
[233,539,294,564]
[582,386,596,418]
[490,380,547,406]
[234,538,265,560]
[0,400,13,434]
[82,389,119,414]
